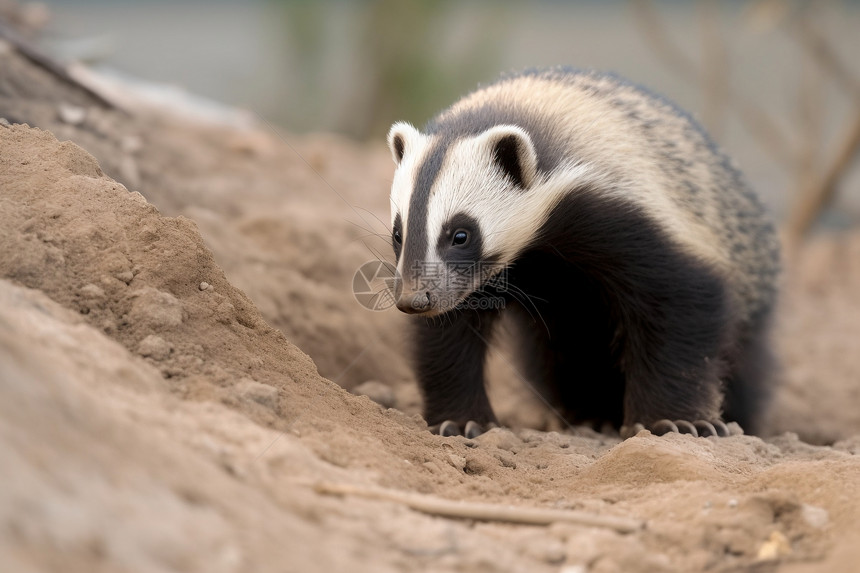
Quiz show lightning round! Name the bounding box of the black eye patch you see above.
[436,213,482,263]
[392,212,403,259]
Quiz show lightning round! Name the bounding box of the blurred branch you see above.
[0,18,119,111]
[699,0,728,139]
[782,11,860,246]
[795,17,860,101]
[630,0,698,79]
[784,108,860,250]
[634,0,860,248]
[793,16,825,237]
[315,481,645,532]
[631,0,796,165]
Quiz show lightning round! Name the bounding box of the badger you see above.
[385,68,780,439]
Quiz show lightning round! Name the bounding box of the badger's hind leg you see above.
[613,250,737,438]
[621,310,776,439]
[618,315,733,439]
[720,313,777,435]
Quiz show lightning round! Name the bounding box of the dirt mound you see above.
[3,117,860,573]
[1,123,333,424]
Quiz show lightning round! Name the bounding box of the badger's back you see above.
[427,68,780,329]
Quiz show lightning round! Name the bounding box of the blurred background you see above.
[10,0,860,238]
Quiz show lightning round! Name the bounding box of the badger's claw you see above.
[464,421,484,439]
[430,420,493,439]
[693,420,728,437]
[620,419,737,439]
[651,419,680,435]
[438,420,461,437]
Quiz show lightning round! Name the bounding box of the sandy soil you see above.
[2,43,860,573]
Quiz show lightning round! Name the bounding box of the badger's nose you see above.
[396,291,432,314]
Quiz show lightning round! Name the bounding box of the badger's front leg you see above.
[410,308,500,438]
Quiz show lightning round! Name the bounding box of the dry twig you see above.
[314,481,645,533]
[631,0,795,165]
[795,18,860,101]
[784,110,860,249]
[0,20,118,111]
[633,0,860,247]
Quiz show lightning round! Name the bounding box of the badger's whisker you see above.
[344,218,392,242]
[504,284,551,340]
[353,205,391,234]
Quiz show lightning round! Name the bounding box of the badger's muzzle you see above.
[395,290,432,314]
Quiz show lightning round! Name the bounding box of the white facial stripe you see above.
[424,138,504,266]
[387,124,434,278]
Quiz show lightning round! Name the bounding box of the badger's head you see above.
[386,121,548,316]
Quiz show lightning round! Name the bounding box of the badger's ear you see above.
[477,125,538,189]
[387,122,420,165]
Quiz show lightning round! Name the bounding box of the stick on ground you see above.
[314,481,645,533]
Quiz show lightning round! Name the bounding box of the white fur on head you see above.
[386,118,618,314]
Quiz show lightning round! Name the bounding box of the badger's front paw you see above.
[429,420,496,439]
[620,419,740,439]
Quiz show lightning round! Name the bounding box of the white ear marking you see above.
[475,125,538,188]
[387,122,420,165]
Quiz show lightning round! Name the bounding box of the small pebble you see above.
[421,461,440,473]
[800,504,829,529]
[58,103,86,125]
[120,134,143,154]
[137,335,172,360]
[115,270,134,284]
[199,282,211,291]
[129,288,183,329]
[0,117,10,127]
[728,499,738,508]
[475,427,523,451]
[756,531,792,561]
[237,379,279,411]
[447,454,466,471]
[351,380,396,408]
[80,283,105,298]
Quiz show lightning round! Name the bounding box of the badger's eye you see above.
[452,230,469,246]
[393,229,402,245]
